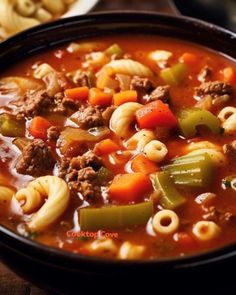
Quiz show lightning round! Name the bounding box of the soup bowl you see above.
[1,12,236,294]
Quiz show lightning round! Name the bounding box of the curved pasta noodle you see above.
[192,221,221,241]
[15,0,36,17]
[101,59,153,77]
[0,186,15,206]
[35,8,52,22]
[0,0,40,34]
[88,239,118,255]
[15,176,70,231]
[42,0,65,14]
[125,129,156,151]
[187,141,222,152]
[144,140,168,162]
[152,209,179,234]
[110,102,142,138]
[218,106,236,134]
[118,241,145,259]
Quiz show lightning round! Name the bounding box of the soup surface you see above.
[1,35,236,260]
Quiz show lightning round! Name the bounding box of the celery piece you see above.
[105,44,123,58]
[0,114,25,137]
[178,108,221,138]
[163,153,214,187]
[153,172,186,210]
[79,200,153,231]
[160,63,187,86]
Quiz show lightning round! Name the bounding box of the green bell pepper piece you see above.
[79,200,153,231]
[178,108,221,138]
[105,43,123,58]
[160,63,187,86]
[153,171,186,210]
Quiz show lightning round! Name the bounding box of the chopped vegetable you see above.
[105,44,123,58]
[221,67,236,84]
[89,88,112,107]
[94,138,120,155]
[160,63,187,86]
[79,200,153,230]
[131,154,159,174]
[65,86,89,101]
[136,100,178,129]
[109,172,152,203]
[163,153,214,187]
[0,114,25,137]
[179,52,198,66]
[96,67,119,90]
[149,50,172,62]
[116,74,131,91]
[178,108,221,138]
[153,171,186,209]
[96,167,114,184]
[28,116,52,140]
[113,90,137,106]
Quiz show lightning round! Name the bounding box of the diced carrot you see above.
[109,172,152,203]
[113,90,137,106]
[179,52,198,66]
[131,154,159,174]
[28,116,52,140]
[221,67,236,84]
[65,86,89,101]
[94,139,120,155]
[135,100,178,129]
[89,88,113,107]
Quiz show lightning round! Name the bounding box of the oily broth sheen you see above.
[1,35,236,259]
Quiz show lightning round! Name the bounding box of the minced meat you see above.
[71,105,104,129]
[149,85,170,103]
[195,81,233,98]
[16,139,55,176]
[130,76,154,94]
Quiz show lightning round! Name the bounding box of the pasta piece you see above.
[144,140,168,162]
[192,221,221,241]
[118,241,145,259]
[187,141,222,152]
[148,50,173,62]
[218,106,236,134]
[15,0,36,17]
[34,63,55,79]
[34,7,52,22]
[100,59,153,77]
[42,0,66,14]
[88,239,118,255]
[152,209,179,234]
[15,187,42,214]
[15,176,70,231]
[0,186,15,206]
[110,102,142,138]
[125,129,156,151]
[0,0,40,34]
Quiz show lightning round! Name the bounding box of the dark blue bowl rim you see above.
[1,11,236,269]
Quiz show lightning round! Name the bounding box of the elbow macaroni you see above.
[218,106,236,134]
[125,129,156,151]
[0,186,15,206]
[192,221,221,241]
[144,140,168,162]
[110,102,142,138]
[101,59,153,77]
[152,209,179,235]
[15,176,70,231]
[118,241,145,259]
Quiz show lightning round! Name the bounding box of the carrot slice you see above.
[131,154,159,174]
[89,88,112,107]
[113,90,137,106]
[179,52,198,66]
[94,139,120,155]
[28,116,52,140]
[65,86,89,101]
[109,172,152,203]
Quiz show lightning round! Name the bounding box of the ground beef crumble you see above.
[59,151,104,200]
[47,126,60,141]
[130,76,154,94]
[148,85,170,103]
[195,81,233,98]
[16,139,55,176]
[71,105,104,129]
[203,206,234,225]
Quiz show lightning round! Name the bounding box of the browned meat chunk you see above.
[16,139,55,176]
[130,76,154,94]
[149,85,170,103]
[71,105,104,129]
[47,126,60,141]
[195,81,233,98]
[223,140,236,158]
[198,66,212,83]
[203,206,234,225]
[59,151,103,201]
[102,105,116,125]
